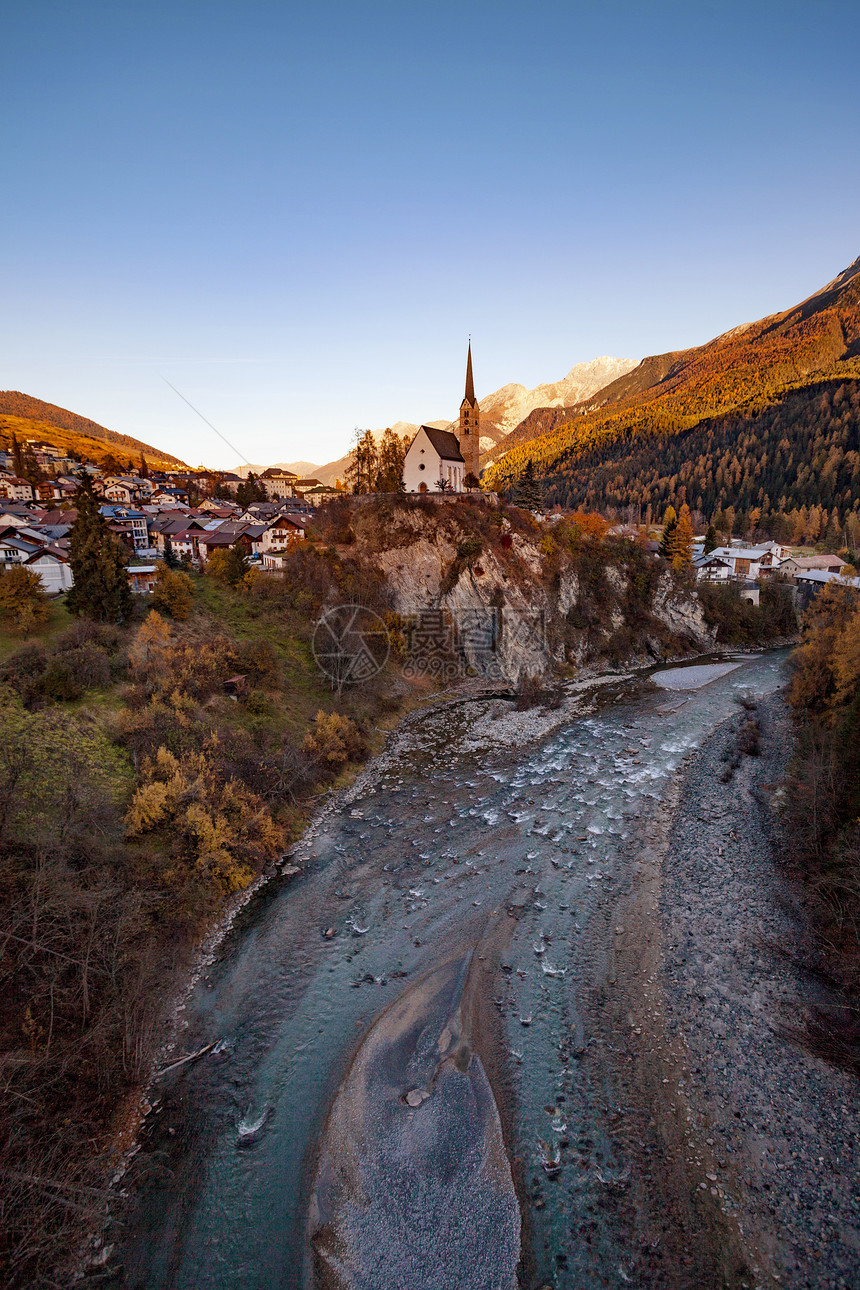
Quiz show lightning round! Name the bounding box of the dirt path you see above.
[611,692,860,1289]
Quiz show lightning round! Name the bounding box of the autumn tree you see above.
[346,430,379,494]
[376,428,406,492]
[208,540,249,587]
[671,503,695,566]
[65,475,133,623]
[151,564,194,620]
[128,608,172,677]
[0,565,50,632]
[125,745,284,895]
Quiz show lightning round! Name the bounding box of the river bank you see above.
[609,691,860,1289]
[96,649,818,1290]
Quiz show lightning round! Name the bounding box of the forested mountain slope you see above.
[484,257,860,517]
[541,378,860,536]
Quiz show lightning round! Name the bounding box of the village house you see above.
[25,547,73,593]
[790,567,860,610]
[693,545,779,582]
[259,513,309,550]
[100,505,149,551]
[298,483,340,506]
[779,554,847,576]
[0,533,43,568]
[260,468,298,499]
[0,476,35,502]
[126,564,158,594]
[197,532,236,562]
[34,480,64,503]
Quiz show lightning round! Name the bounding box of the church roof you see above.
[420,426,464,463]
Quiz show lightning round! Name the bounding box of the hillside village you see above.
[2,342,858,609]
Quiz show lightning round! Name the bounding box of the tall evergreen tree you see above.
[163,535,179,568]
[65,475,133,622]
[223,539,250,587]
[658,505,677,559]
[703,524,719,554]
[11,435,25,478]
[236,472,267,507]
[515,459,542,512]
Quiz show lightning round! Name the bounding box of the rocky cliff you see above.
[323,498,714,686]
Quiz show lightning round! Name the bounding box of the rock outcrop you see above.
[366,502,715,685]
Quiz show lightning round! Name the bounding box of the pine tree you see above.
[11,435,25,478]
[236,472,267,507]
[223,539,250,587]
[66,475,133,622]
[163,535,179,568]
[515,459,542,512]
[703,524,719,554]
[658,505,677,559]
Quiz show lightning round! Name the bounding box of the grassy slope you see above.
[0,598,74,664]
[0,414,186,473]
[484,257,860,488]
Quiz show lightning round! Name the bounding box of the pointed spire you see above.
[464,340,475,405]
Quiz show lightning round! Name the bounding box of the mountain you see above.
[0,391,187,469]
[474,355,638,450]
[282,461,319,477]
[484,255,860,525]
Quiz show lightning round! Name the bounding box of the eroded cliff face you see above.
[365,503,715,684]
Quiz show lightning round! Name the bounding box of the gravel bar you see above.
[656,692,860,1288]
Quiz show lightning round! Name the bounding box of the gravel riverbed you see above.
[635,692,860,1289]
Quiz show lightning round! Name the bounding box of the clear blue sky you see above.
[3,0,859,469]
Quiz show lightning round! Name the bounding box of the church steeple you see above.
[464,341,476,406]
[458,340,480,486]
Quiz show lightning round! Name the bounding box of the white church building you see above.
[402,424,465,493]
[402,344,482,494]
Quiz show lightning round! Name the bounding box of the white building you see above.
[0,475,35,502]
[261,469,298,499]
[694,546,783,582]
[403,425,465,493]
[25,548,74,593]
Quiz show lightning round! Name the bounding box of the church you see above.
[402,344,482,493]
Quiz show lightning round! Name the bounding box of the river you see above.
[111,651,789,1290]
